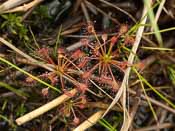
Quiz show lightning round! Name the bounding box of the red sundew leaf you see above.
[102,34,108,42]
[39,72,49,78]
[58,103,72,118]
[87,22,95,33]
[37,48,55,64]
[118,61,128,69]
[77,58,89,68]
[111,60,128,71]
[82,71,91,79]
[60,105,71,117]
[135,62,145,70]
[80,96,87,105]
[77,104,85,109]
[41,87,49,97]
[71,49,85,59]
[99,75,113,85]
[57,48,66,54]
[73,117,80,125]
[101,76,119,91]
[124,36,135,45]
[76,95,87,105]
[63,90,76,97]
[93,46,101,56]
[82,63,99,79]
[77,83,88,93]
[110,36,118,45]
[94,75,119,91]
[119,24,128,34]
[37,48,49,56]
[48,73,58,85]
[47,57,55,64]
[25,76,35,83]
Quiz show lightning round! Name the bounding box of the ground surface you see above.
[0,0,175,131]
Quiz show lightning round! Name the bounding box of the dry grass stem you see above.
[15,88,77,125]
[135,123,174,131]
[0,0,30,13]
[81,2,90,22]
[102,1,150,130]
[128,98,141,130]
[86,102,122,112]
[102,0,148,116]
[4,0,43,13]
[73,110,105,131]
[150,0,166,31]
[0,37,54,72]
[85,0,120,24]
[128,88,175,114]
[61,27,82,36]
[98,0,136,23]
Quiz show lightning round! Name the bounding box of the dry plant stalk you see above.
[103,1,148,115]
[4,0,43,13]
[135,123,174,131]
[0,37,54,72]
[16,88,77,125]
[73,110,105,131]
[102,1,150,131]
[0,0,30,13]
[150,0,166,32]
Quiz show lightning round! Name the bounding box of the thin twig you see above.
[61,27,82,36]
[22,6,36,21]
[81,2,90,22]
[72,0,82,15]
[98,0,137,23]
[135,123,174,131]
[85,0,120,24]
[84,0,98,15]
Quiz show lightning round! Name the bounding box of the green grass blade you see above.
[144,0,163,47]
[128,2,159,35]
[139,77,158,121]
[141,46,175,51]
[133,67,175,109]
[0,114,16,128]
[143,27,175,35]
[0,57,61,93]
[54,25,62,57]
[99,118,117,131]
[29,26,40,49]
[2,100,7,111]
[0,82,29,98]
[167,66,175,86]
